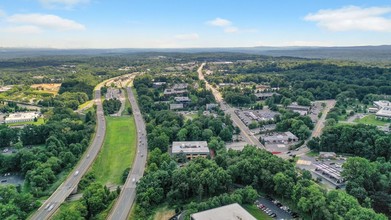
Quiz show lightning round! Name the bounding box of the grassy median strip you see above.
[91,116,137,185]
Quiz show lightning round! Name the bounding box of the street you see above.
[107,87,148,220]
[30,89,107,220]
[197,63,264,148]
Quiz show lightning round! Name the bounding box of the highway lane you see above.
[197,63,264,148]
[107,87,148,220]
[30,89,106,220]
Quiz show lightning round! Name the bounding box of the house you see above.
[190,203,256,220]
[172,83,188,91]
[5,112,40,124]
[170,104,183,110]
[261,132,298,144]
[171,141,209,160]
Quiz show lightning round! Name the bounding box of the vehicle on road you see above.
[132,178,136,183]
[47,204,54,212]
[74,170,79,176]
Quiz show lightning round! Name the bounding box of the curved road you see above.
[198,63,264,148]
[107,87,148,220]
[30,89,106,220]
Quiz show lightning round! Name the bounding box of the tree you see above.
[219,127,232,142]
[273,172,294,200]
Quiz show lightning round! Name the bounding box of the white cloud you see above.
[0,9,5,17]
[174,33,199,40]
[207,18,231,27]
[39,0,89,9]
[4,25,42,34]
[224,26,238,33]
[7,13,85,31]
[305,6,391,32]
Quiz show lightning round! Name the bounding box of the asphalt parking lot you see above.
[256,197,294,219]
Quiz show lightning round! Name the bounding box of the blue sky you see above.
[0,0,391,48]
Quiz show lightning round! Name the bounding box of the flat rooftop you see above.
[172,141,209,154]
[191,203,256,220]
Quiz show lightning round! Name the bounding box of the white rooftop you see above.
[5,112,39,123]
[376,107,391,117]
[374,100,391,108]
[172,141,209,154]
[191,203,256,220]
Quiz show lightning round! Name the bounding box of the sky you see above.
[1,0,391,48]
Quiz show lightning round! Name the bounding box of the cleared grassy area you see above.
[6,118,45,126]
[306,151,319,157]
[78,100,94,111]
[243,204,273,220]
[122,89,131,116]
[153,206,175,220]
[354,114,389,126]
[91,116,137,185]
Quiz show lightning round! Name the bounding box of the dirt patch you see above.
[31,83,62,95]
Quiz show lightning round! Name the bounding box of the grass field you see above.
[354,114,389,126]
[91,116,137,185]
[122,89,131,116]
[153,206,175,220]
[243,204,273,220]
[7,118,45,126]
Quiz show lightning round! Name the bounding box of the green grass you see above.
[6,118,45,126]
[306,151,319,157]
[122,89,131,116]
[354,114,389,126]
[78,100,94,111]
[243,204,273,220]
[91,116,137,185]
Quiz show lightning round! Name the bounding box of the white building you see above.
[172,141,209,160]
[373,101,391,119]
[261,131,299,144]
[191,203,256,220]
[5,112,40,124]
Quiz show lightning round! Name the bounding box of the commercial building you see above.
[315,163,345,184]
[174,96,191,103]
[164,83,189,96]
[235,109,279,126]
[254,92,280,100]
[190,203,256,220]
[5,112,40,124]
[206,103,219,110]
[170,104,184,110]
[319,152,337,159]
[287,103,311,116]
[171,141,209,160]
[373,100,391,119]
[152,82,166,88]
[260,131,298,144]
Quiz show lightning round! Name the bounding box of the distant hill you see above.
[1,45,390,62]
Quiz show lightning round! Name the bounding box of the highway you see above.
[197,63,264,148]
[107,87,148,220]
[30,89,106,220]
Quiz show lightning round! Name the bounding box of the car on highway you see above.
[132,178,136,183]
[47,204,54,212]
[74,170,79,176]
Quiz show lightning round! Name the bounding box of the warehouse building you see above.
[171,141,209,160]
[191,203,256,220]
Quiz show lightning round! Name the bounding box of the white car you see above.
[74,170,79,176]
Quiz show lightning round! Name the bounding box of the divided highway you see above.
[197,63,264,148]
[107,87,148,220]
[30,89,106,220]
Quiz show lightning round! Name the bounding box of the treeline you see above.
[0,107,95,199]
[342,157,391,217]
[0,185,40,219]
[53,173,118,220]
[39,92,89,110]
[274,110,313,141]
[308,124,391,161]
[135,146,386,220]
[103,99,121,115]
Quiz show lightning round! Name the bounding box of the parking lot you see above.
[0,173,24,186]
[255,197,297,219]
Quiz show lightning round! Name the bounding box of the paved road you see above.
[197,63,264,148]
[30,89,106,220]
[107,87,148,220]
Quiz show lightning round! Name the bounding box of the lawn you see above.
[91,116,137,185]
[153,206,175,220]
[122,89,131,116]
[354,114,389,126]
[7,118,45,126]
[243,204,273,220]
